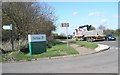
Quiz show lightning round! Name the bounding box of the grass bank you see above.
[117,36,120,40]
[69,40,98,49]
[2,43,78,62]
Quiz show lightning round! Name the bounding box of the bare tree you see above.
[2,2,57,40]
[98,25,106,30]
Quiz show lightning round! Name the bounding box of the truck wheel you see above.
[86,38,90,42]
[86,38,89,42]
[88,37,93,42]
[91,38,94,42]
[90,38,94,42]
[89,38,92,42]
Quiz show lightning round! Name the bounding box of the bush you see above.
[54,35,72,39]
[20,44,29,54]
[47,43,52,48]
[47,40,61,48]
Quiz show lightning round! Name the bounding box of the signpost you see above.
[28,34,46,56]
[61,23,69,48]
[3,24,12,30]
[3,24,14,50]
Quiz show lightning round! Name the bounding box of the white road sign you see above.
[3,24,12,30]
[28,34,46,42]
[61,23,69,27]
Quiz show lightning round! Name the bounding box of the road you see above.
[2,41,118,73]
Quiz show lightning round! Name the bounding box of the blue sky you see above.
[47,2,118,35]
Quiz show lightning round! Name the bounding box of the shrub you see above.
[20,44,29,54]
[54,35,72,39]
[47,40,61,48]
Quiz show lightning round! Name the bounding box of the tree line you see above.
[103,28,120,36]
[2,2,57,41]
[94,25,120,36]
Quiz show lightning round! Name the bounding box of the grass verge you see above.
[117,36,120,40]
[2,43,78,62]
[69,40,98,49]
[33,44,79,58]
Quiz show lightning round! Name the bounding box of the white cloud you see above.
[88,11,103,16]
[101,19,107,24]
[73,11,78,16]
[113,15,119,19]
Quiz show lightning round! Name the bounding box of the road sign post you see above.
[61,23,69,49]
[3,24,14,50]
[10,28,14,50]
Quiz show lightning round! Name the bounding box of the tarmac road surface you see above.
[2,41,118,73]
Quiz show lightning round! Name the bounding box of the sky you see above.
[47,2,118,35]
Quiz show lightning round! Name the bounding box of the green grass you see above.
[69,40,98,49]
[117,36,120,40]
[33,44,79,57]
[2,43,78,62]
[115,35,120,41]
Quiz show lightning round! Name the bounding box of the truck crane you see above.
[73,25,105,42]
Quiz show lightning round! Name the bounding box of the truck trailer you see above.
[73,25,105,42]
